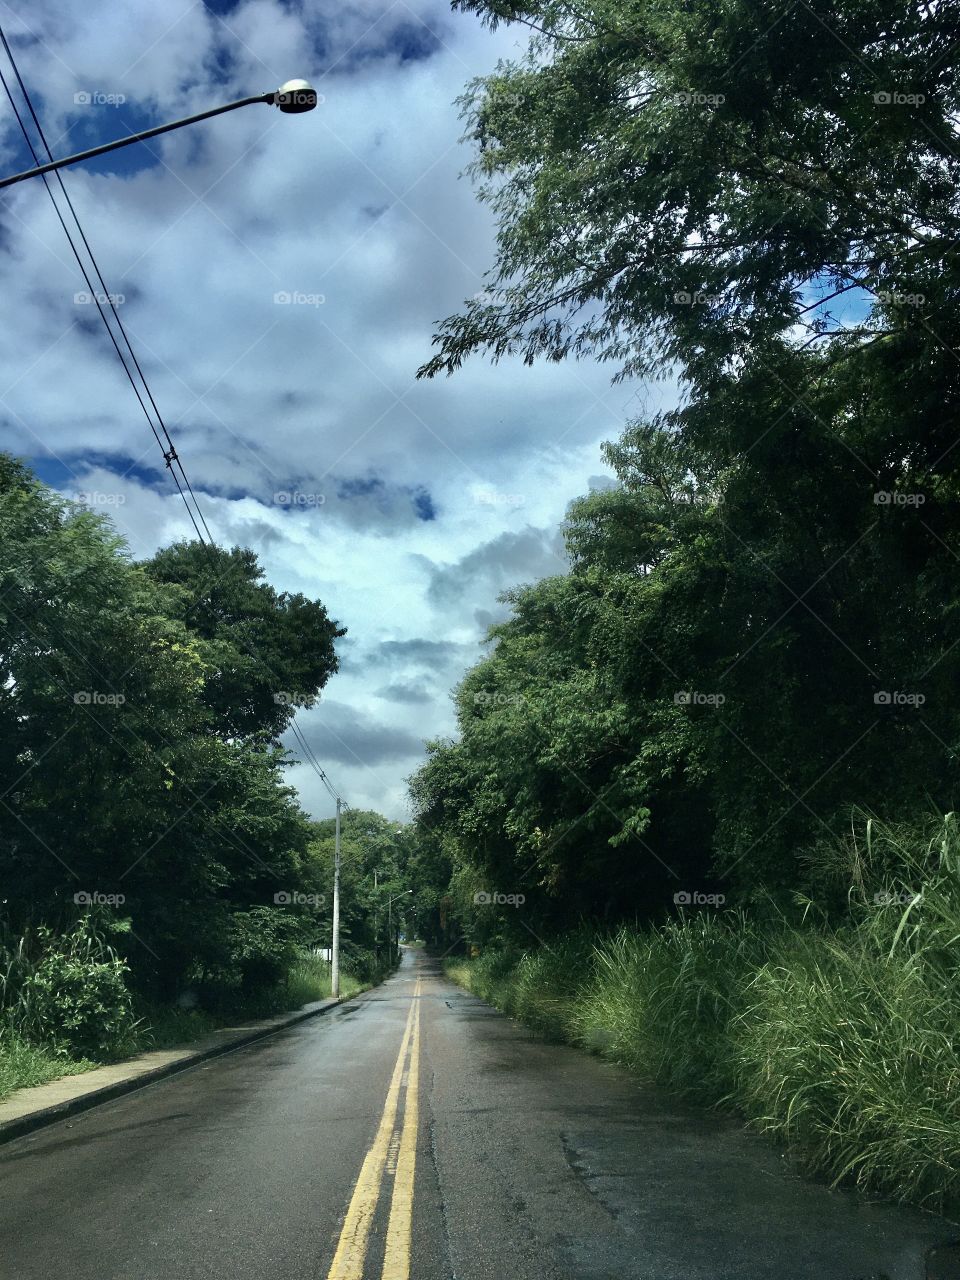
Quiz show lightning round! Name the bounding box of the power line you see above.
[0,25,211,543]
[290,717,346,808]
[0,29,346,811]
[0,25,213,541]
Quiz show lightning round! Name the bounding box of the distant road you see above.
[0,948,954,1279]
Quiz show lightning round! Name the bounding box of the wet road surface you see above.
[1,947,956,1279]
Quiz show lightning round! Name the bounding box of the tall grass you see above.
[445,813,960,1213]
[135,951,364,1048]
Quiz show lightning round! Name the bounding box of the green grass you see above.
[136,953,366,1049]
[0,952,366,1099]
[445,815,960,1215]
[0,1029,98,1102]
[281,951,365,1006]
[132,1005,223,1052]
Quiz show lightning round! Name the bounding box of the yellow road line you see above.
[326,979,420,1280]
[325,986,417,1280]
[381,982,421,1280]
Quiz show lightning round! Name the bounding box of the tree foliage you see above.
[143,540,344,741]
[409,0,960,943]
[0,456,358,1007]
[303,810,412,978]
[421,0,960,389]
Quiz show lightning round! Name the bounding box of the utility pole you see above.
[331,797,341,999]
[386,890,412,969]
[373,868,380,970]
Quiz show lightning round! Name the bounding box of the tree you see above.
[0,455,209,922]
[420,0,960,390]
[303,811,410,979]
[410,328,960,921]
[143,541,345,741]
[0,456,338,1003]
[407,0,960,931]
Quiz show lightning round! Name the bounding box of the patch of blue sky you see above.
[800,270,875,329]
[28,451,165,488]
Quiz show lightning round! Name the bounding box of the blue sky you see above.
[0,0,666,819]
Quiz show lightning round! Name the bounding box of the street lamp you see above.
[0,80,318,191]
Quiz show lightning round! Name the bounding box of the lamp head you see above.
[274,79,318,113]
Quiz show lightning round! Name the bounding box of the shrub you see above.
[15,918,139,1060]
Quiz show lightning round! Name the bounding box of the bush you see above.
[13,918,139,1060]
[0,1027,97,1100]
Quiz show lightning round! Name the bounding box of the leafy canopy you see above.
[420,0,960,389]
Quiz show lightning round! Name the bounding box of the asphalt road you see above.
[1,947,957,1280]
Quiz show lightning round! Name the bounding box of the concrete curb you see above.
[0,995,344,1146]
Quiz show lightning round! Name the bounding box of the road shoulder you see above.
[0,995,340,1145]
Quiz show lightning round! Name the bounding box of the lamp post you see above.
[373,867,384,968]
[0,80,318,190]
[331,797,342,999]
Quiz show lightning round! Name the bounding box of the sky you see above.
[0,0,668,821]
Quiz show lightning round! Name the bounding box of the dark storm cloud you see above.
[295,700,425,767]
[425,527,569,607]
[374,639,476,667]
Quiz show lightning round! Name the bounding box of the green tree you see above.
[408,0,960,930]
[303,811,410,979]
[143,541,345,741]
[0,456,337,1004]
[421,0,960,389]
[410,336,960,922]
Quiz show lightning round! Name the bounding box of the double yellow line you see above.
[326,977,422,1280]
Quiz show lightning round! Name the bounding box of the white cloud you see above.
[0,0,676,820]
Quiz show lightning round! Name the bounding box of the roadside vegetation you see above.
[410,0,960,1217]
[0,912,368,1101]
[0,457,411,1099]
[445,815,960,1212]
